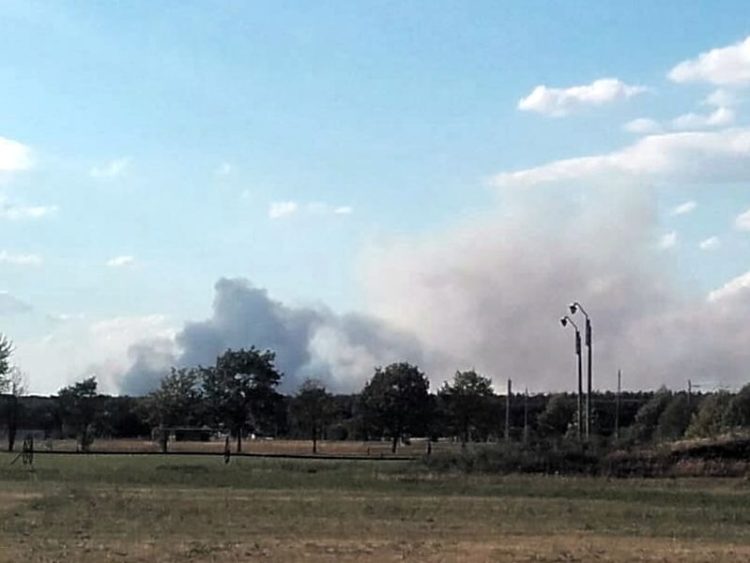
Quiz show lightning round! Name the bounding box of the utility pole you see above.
[505,378,512,443]
[523,388,529,445]
[615,369,621,441]
[687,379,692,410]
[560,315,583,442]
[576,330,583,442]
[569,303,592,441]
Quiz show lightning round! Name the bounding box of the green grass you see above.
[1,452,750,561]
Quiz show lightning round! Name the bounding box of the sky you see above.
[3,1,750,395]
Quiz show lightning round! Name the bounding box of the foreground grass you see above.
[1,453,750,561]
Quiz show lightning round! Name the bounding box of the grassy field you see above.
[1,452,750,561]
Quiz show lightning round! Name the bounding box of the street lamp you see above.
[560,315,583,441]
[569,302,592,440]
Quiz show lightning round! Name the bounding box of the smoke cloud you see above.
[118,278,424,395]
[360,186,750,392]
[117,184,750,396]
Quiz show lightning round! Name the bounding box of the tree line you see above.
[2,334,750,453]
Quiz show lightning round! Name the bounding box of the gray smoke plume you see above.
[118,278,424,395]
[118,185,750,396]
[360,185,750,393]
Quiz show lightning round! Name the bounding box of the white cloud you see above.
[518,78,647,117]
[699,236,720,251]
[659,231,678,249]
[0,197,57,220]
[268,201,299,219]
[670,201,697,216]
[704,89,738,108]
[0,136,32,172]
[672,106,735,130]
[0,251,42,266]
[735,208,750,231]
[669,36,750,86]
[708,270,750,302]
[624,118,661,134]
[90,157,130,179]
[492,128,750,188]
[269,201,352,219]
[106,255,135,268]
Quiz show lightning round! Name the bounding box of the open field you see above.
[2,453,750,561]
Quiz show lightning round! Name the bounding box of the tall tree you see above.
[360,362,430,453]
[630,387,671,443]
[438,370,494,447]
[723,384,750,430]
[686,391,732,439]
[291,379,334,454]
[0,334,11,380]
[202,347,282,453]
[143,368,203,452]
[2,367,27,452]
[58,377,100,452]
[537,394,576,439]
[655,393,693,442]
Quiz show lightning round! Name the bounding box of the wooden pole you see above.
[523,388,529,445]
[615,369,621,441]
[505,379,512,443]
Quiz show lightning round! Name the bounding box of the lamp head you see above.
[560,317,568,327]
[569,303,578,315]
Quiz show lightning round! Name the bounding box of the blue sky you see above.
[3,1,750,394]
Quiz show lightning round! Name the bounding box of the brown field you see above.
[1,450,750,561]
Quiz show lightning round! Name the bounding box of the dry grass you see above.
[1,454,750,561]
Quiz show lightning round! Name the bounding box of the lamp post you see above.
[570,302,592,441]
[560,315,583,442]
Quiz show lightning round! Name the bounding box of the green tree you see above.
[143,368,203,452]
[291,379,334,454]
[438,370,494,447]
[537,394,576,439]
[202,347,282,453]
[0,334,11,380]
[1,367,26,452]
[686,391,732,439]
[360,362,430,453]
[58,377,100,452]
[723,384,750,430]
[630,387,671,443]
[655,393,692,442]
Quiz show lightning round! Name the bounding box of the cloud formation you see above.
[0,197,57,221]
[699,236,720,251]
[0,251,42,266]
[669,36,750,86]
[268,201,353,220]
[518,78,646,117]
[670,201,697,216]
[672,107,734,130]
[106,255,135,268]
[624,118,661,135]
[0,136,32,172]
[492,128,750,188]
[90,157,130,179]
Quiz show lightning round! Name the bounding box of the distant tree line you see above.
[3,334,750,453]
